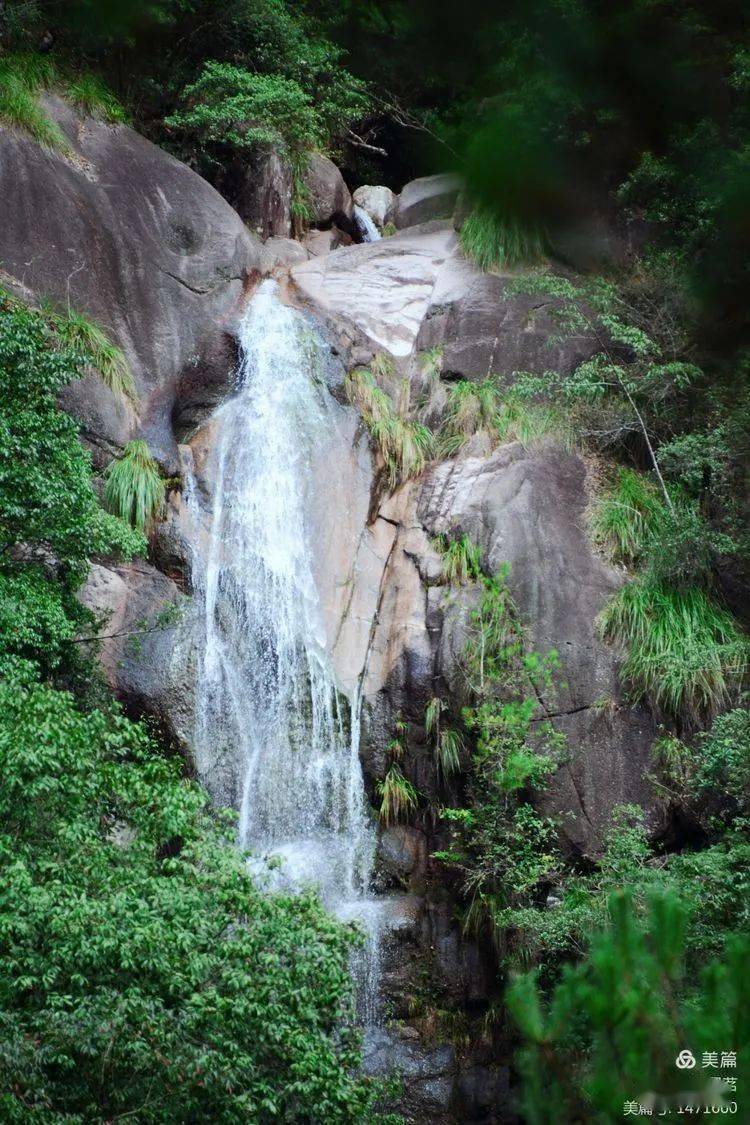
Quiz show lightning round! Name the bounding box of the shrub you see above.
[0,676,387,1122]
[598,578,748,725]
[508,891,750,1123]
[166,62,322,158]
[460,207,545,271]
[104,440,164,531]
[376,765,418,826]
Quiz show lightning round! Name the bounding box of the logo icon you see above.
[676,1050,696,1070]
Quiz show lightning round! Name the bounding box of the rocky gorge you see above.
[1,96,662,1123]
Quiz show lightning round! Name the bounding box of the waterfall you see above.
[191,280,381,1012]
[354,204,381,243]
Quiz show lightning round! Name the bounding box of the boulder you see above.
[291,222,596,378]
[231,148,292,239]
[394,173,462,229]
[352,184,396,228]
[259,236,308,273]
[302,152,354,231]
[78,558,195,744]
[0,94,261,469]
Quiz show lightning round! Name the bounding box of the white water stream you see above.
[354,204,382,243]
[191,280,381,1017]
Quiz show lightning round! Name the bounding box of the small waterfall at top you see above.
[354,204,381,243]
[191,279,381,1020]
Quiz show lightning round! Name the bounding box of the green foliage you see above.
[0,51,67,148]
[0,675,388,1122]
[591,468,664,567]
[167,62,322,157]
[425,697,464,778]
[104,440,164,531]
[0,293,143,680]
[52,308,136,400]
[434,531,482,585]
[346,367,432,488]
[0,52,125,147]
[433,566,565,949]
[598,579,747,726]
[377,764,418,826]
[64,71,128,122]
[508,891,750,1123]
[419,346,443,380]
[439,378,499,454]
[460,207,545,271]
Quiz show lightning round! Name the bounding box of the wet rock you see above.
[78,558,195,750]
[395,173,462,229]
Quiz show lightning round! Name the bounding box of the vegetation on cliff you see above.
[0,294,390,1121]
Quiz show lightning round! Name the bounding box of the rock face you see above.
[0,94,261,468]
[352,184,396,228]
[395,173,462,229]
[291,222,596,379]
[302,152,355,232]
[231,148,292,239]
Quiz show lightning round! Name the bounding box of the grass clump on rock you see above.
[460,207,545,272]
[377,764,419,826]
[346,366,432,488]
[104,441,164,532]
[53,309,136,400]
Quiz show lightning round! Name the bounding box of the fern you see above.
[104,441,164,531]
[376,765,418,826]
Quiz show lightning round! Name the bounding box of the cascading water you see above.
[354,204,382,243]
[191,280,381,1017]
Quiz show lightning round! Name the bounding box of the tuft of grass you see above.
[376,765,419,826]
[598,578,748,726]
[0,52,67,149]
[346,367,432,487]
[382,221,397,237]
[65,73,127,123]
[0,53,125,147]
[425,696,464,779]
[370,351,395,379]
[460,207,546,272]
[54,310,136,400]
[419,346,443,380]
[104,441,164,531]
[495,393,564,447]
[439,378,500,454]
[591,468,664,567]
[434,532,483,585]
